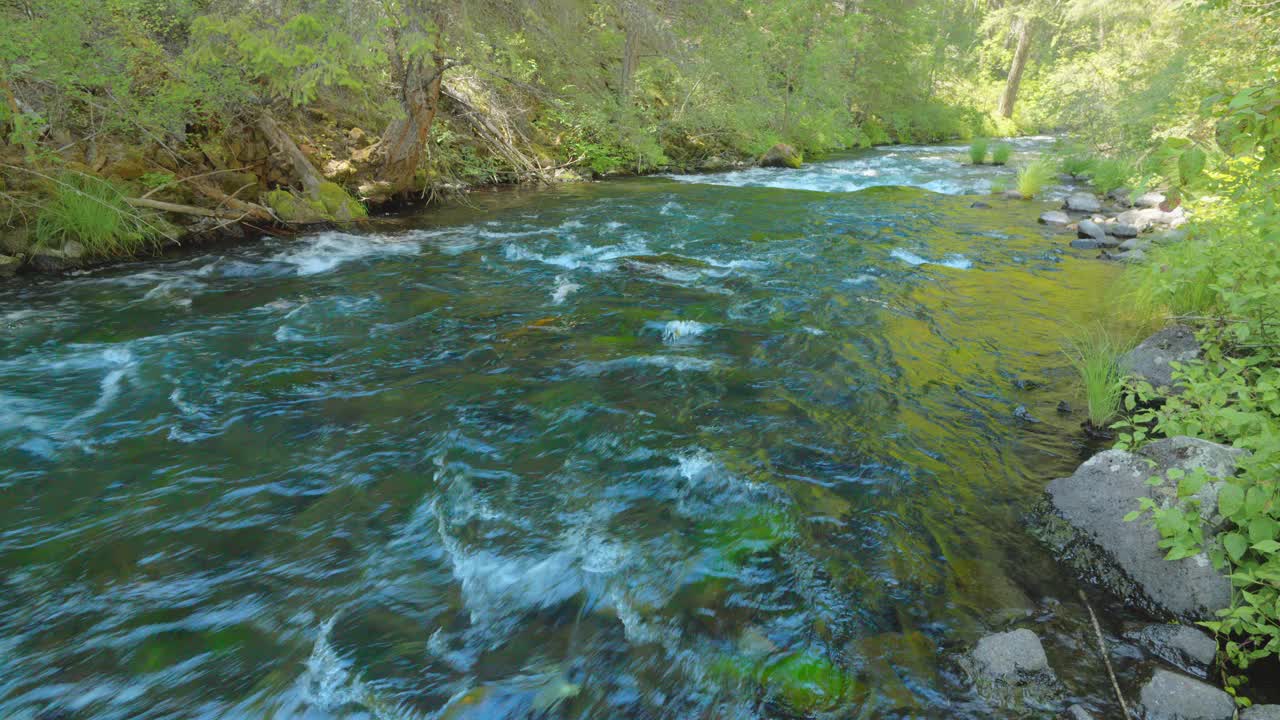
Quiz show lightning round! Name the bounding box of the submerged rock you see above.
[1036,436,1240,620]
[1040,210,1071,225]
[759,143,803,169]
[1138,669,1234,720]
[965,629,1059,709]
[1070,238,1105,250]
[1122,325,1200,394]
[1003,190,1026,200]
[971,201,993,209]
[1125,623,1217,677]
[1061,706,1096,720]
[1065,193,1103,213]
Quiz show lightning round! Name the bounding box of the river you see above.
[1,139,1137,718]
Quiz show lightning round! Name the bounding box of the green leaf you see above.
[1225,533,1250,563]
[1220,484,1246,518]
[1252,540,1280,554]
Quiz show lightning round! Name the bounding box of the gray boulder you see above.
[1108,188,1134,207]
[1078,219,1108,242]
[1062,706,1096,720]
[1118,207,1184,232]
[1040,210,1072,226]
[1125,624,1217,677]
[1138,669,1234,720]
[1136,191,1168,209]
[1242,706,1280,720]
[1071,239,1105,250]
[1120,238,1152,252]
[1107,223,1140,238]
[759,143,803,169]
[1003,190,1026,200]
[0,254,19,278]
[971,201,993,209]
[1152,229,1189,244]
[28,246,73,272]
[1116,248,1147,263]
[1065,193,1103,213]
[1123,325,1200,393]
[1036,436,1241,621]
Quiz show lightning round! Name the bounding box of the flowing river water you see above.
[1,139,1142,719]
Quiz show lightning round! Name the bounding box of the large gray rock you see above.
[1109,188,1134,207]
[1125,624,1217,677]
[1116,248,1147,263]
[1138,669,1234,720]
[1036,436,1241,621]
[1120,238,1152,252]
[1242,706,1280,720]
[1118,207,1182,232]
[28,246,73,273]
[1065,193,1103,213]
[1077,219,1108,242]
[0,254,19,278]
[1123,325,1200,393]
[1040,210,1072,226]
[1071,238,1105,250]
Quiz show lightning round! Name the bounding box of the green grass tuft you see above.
[968,138,989,165]
[1088,157,1131,194]
[1064,325,1131,427]
[991,143,1012,165]
[1060,153,1095,178]
[1016,159,1056,199]
[35,174,160,258]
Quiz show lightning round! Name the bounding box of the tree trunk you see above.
[380,56,446,191]
[256,113,324,195]
[997,17,1033,119]
[620,24,638,107]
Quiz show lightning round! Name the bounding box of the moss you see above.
[760,651,852,712]
[263,189,325,224]
[315,181,367,221]
[263,183,366,224]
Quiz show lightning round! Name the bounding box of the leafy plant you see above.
[991,143,1012,165]
[34,174,162,258]
[1089,157,1132,194]
[1065,325,1131,427]
[968,137,989,164]
[1016,159,1056,198]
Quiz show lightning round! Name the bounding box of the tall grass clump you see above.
[1064,325,1131,428]
[1016,159,1056,198]
[991,143,1012,165]
[968,138,989,164]
[1118,238,1220,320]
[1060,153,1094,178]
[1088,157,1132,194]
[35,174,160,258]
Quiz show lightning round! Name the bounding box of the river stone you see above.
[965,629,1059,708]
[1118,207,1181,232]
[0,254,19,278]
[1062,706,1096,720]
[1108,188,1134,207]
[1242,706,1280,720]
[1119,238,1151,252]
[970,629,1052,678]
[1040,210,1071,225]
[1070,239,1105,250]
[1077,219,1108,241]
[1003,190,1026,200]
[971,201,993,209]
[1122,325,1200,393]
[1152,229,1189,244]
[1136,191,1167,209]
[759,143,802,169]
[1125,624,1217,677]
[1107,223,1140,238]
[1065,193,1103,213]
[1036,436,1239,621]
[1116,249,1146,263]
[28,247,73,272]
[1138,669,1234,720]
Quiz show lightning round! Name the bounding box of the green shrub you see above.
[35,174,161,258]
[1065,325,1130,428]
[968,137,989,164]
[1016,159,1056,198]
[991,143,1012,165]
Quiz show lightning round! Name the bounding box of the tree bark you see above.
[380,55,447,191]
[620,24,638,107]
[997,17,1033,119]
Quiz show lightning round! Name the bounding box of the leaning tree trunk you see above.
[997,17,1034,120]
[380,55,447,192]
[256,113,325,195]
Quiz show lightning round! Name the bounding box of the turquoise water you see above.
[1,140,1132,718]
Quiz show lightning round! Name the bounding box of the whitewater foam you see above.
[269,232,420,276]
[660,320,712,345]
[890,248,973,269]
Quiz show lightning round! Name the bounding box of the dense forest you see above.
[4,0,1280,716]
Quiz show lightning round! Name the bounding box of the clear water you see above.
[1,141,1136,719]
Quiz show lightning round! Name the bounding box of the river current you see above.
[1,139,1137,718]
